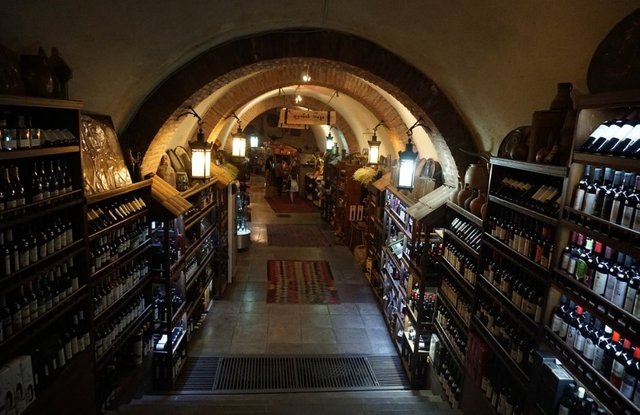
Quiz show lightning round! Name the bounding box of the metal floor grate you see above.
[170,355,408,394]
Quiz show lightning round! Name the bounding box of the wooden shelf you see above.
[443,228,479,259]
[88,209,148,242]
[434,319,465,368]
[94,276,152,327]
[186,273,213,320]
[180,179,218,199]
[96,305,153,372]
[543,327,639,415]
[0,286,89,357]
[90,240,151,281]
[0,240,85,291]
[490,157,568,178]
[440,257,475,298]
[186,247,217,291]
[477,276,539,334]
[552,268,640,340]
[0,94,83,109]
[0,191,84,230]
[572,151,640,173]
[184,201,216,231]
[488,195,559,226]
[562,207,640,259]
[0,145,80,161]
[482,234,550,281]
[385,206,413,238]
[439,292,470,332]
[86,179,152,204]
[471,317,529,390]
[183,223,217,262]
[446,201,483,226]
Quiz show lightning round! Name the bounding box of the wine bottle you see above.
[592,325,613,372]
[600,331,622,378]
[601,170,623,221]
[610,338,633,388]
[593,167,613,217]
[609,172,636,225]
[595,116,637,154]
[585,118,624,153]
[621,346,640,400]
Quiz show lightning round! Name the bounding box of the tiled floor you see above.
[188,175,396,357]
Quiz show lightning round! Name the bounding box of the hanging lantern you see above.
[368,133,380,165]
[249,134,259,148]
[397,137,418,190]
[190,127,211,179]
[231,125,247,158]
[326,131,334,151]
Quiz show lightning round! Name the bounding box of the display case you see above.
[541,90,640,415]
[86,180,154,413]
[0,95,95,415]
[235,184,250,250]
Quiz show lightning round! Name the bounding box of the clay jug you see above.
[449,181,462,203]
[470,190,486,217]
[480,200,488,221]
[549,82,573,111]
[464,188,478,211]
[457,184,471,206]
[464,163,489,192]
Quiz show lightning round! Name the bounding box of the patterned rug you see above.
[267,260,340,304]
[267,224,331,247]
[265,194,319,213]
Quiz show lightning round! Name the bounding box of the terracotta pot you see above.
[470,190,486,217]
[464,163,488,191]
[464,188,478,211]
[457,184,471,206]
[449,181,462,203]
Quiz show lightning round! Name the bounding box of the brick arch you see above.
[122,29,477,183]
[217,96,359,153]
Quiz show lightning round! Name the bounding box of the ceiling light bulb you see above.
[302,73,311,83]
[295,95,302,103]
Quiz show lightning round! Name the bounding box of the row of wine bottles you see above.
[556,383,608,415]
[433,339,463,409]
[152,286,184,323]
[95,295,147,361]
[578,115,640,157]
[476,296,536,375]
[93,258,150,317]
[30,309,91,392]
[572,165,640,231]
[1,112,78,151]
[1,258,80,341]
[440,277,472,327]
[491,174,563,216]
[559,231,640,316]
[0,160,74,214]
[447,216,482,251]
[435,303,468,360]
[480,356,525,415]
[89,219,148,274]
[1,216,74,277]
[549,296,640,405]
[443,240,477,286]
[488,204,555,269]
[87,195,147,234]
[483,254,545,324]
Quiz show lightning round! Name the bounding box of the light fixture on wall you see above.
[249,134,259,148]
[177,106,212,179]
[326,130,334,151]
[302,69,311,83]
[368,120,384,165]
[230,112,246,158]
[397,118,424,191]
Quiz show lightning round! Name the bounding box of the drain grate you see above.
[214,356,378,391]
[170,355,408,394]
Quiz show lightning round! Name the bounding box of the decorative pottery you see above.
[464,163,488,191]
[527,110,566,163]
[464,188,478,211]
[449,181,462,203]
[20,47,54,97]
[498,126,530,160]
[470,190,486,217]
[549,82,573,111]
[480,201,488,221]
[457,184,471,206]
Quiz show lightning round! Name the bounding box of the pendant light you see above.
[231,113,247,158]
[190,125,212,179]
[176,106,212,180]
[249,134,259,148]
[368,120,384,165]
[326,131,334,151]
[397,119,424,191]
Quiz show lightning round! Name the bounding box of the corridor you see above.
[188,174,397,357]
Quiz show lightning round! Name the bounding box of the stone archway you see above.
[121,28,478,183]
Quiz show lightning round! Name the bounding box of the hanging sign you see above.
[278,108,337,126]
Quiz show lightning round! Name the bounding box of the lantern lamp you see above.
[190,126,211,179]
[249,134,259,148]
[368,121,384,165]
[397,120,424,191]
[231,125,247,158]
[326,131,334,151]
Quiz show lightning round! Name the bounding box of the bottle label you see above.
[621,206,634,227]
[583,339,596,360]
[573,189,586,210]
[612,280,628,307]
[559,321,568,338]
[621,374,636,399]
[633,292,640,318]
[574,333,585,351]
[609,201,622,223]
[551,315,562,333]
[583,193,596,215]
[592,347,605,371]
[574,259,587,280]
[593,271,608,295]
[633,385,640,406]
[604,275,617,300]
